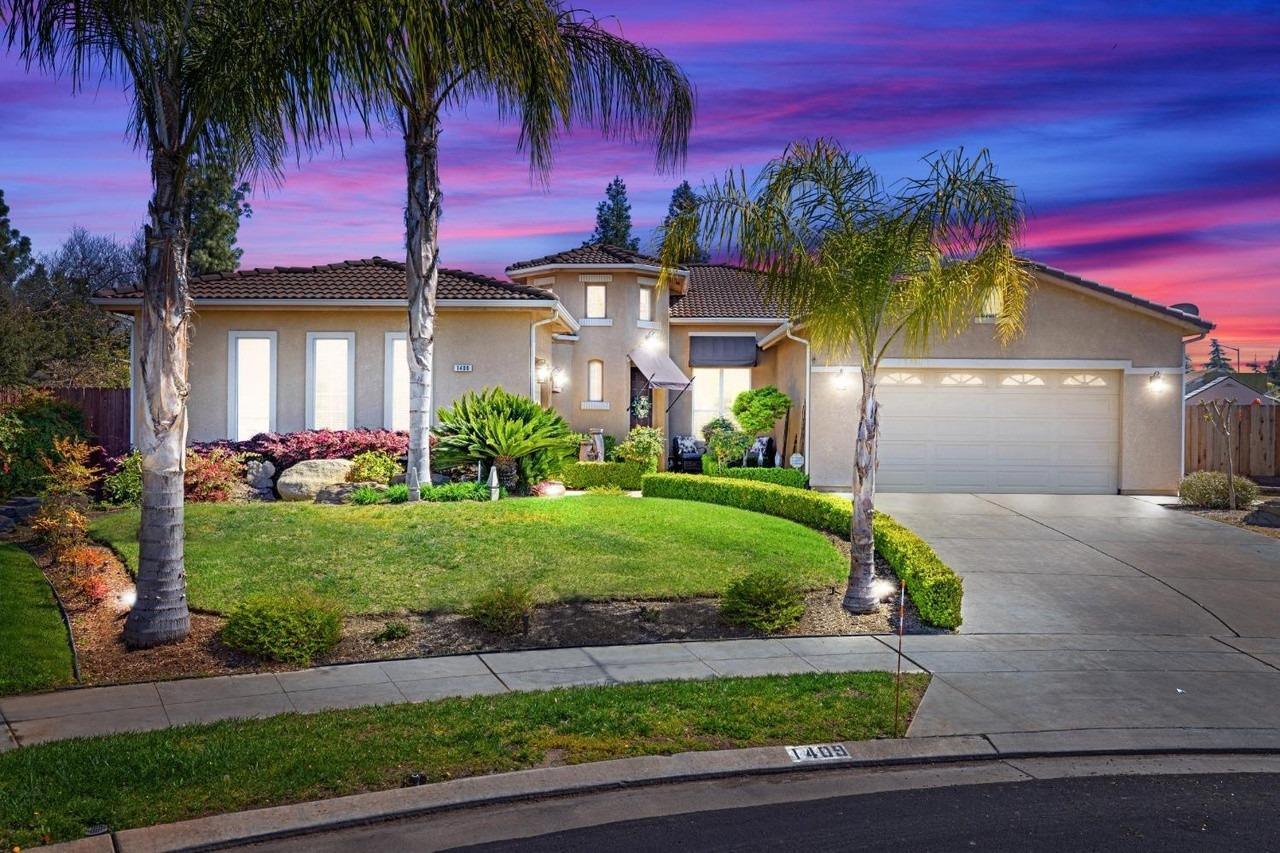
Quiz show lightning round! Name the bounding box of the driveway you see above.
[872,493,1280,738]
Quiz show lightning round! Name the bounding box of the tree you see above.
[185,151,252,277]
[661,140,1029,613]
[355,2,693,494]
[586,176,640,249]
[1267,350,1280,388]
[663,180,707,262]
[1204,338,1232,373]
[0,188,37,288]
[731,385,791,436]
[8,0,362,647]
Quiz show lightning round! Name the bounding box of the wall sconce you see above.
[535,358,552,384]
[551,368,567,394]
[1148,370,1168,393]
[834,368,852,391]
[642,329,663,351]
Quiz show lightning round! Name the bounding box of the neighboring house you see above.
[1184,373,1278,407]
[95,247,1212,495]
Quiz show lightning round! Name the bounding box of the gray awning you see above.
[628,347,692,390]
[688,335,758,367]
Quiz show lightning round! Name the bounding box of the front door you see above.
[629,365,652,430]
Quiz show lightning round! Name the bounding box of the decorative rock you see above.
[314,481,383,505]
[0,498,41,521]
[276,459,355,501]
[0,515,15,537]
[1245,499,1280,528]
[244,458,276,491]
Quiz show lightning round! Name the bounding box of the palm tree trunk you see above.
[403,108,441,499]
[124,148,192,648]
[843,369,879,613]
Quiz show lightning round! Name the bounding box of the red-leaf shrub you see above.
[185,448,245,502]
[193,429,422,470]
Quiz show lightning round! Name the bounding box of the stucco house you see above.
[94,245,1212,494]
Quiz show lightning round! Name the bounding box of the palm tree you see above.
[355,1,694,494]
[6,1,359,646]
[660,139,1030,613]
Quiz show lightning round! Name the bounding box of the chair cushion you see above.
[675,435,702,456]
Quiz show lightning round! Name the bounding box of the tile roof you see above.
[670,263,782,319]
[95,258,553,302]
[506,243,663,273]
[1024,261,1213,331]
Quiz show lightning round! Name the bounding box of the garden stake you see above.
[893,580,905,738]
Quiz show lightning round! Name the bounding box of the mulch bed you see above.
[1166,503,1280,541]
[17,530,939,689]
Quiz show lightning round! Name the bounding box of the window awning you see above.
[628,347,693,390]
[688,335,759,367]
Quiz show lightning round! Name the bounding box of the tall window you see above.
[384,333,409,431]
[587,359,605,402]
[585,284,607,319]
[228,332,275,440]
[307,332,354,429]
[638,286,653,322]
[691,367,751,436]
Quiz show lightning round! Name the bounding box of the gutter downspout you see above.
[785,325,811,473]
[1180,330,1210,480]
[530,310,559,400]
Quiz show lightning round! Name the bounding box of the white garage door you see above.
[875,369,1120,493]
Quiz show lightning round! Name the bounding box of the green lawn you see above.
[0,671,927,848]
[90,496,846,615]
[0,544,75,696]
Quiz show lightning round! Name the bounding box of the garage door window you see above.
[1064,373,1107,387]
[880,372,922,386]
[1001,373,1045,386]
[940,373,984,386]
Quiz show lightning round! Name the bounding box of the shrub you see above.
[347,450,403,485]
[221,593,343,665]
[720,467,809,489]
[41,436,102,497]
[706,429,753,471]
[721,567,807,632]
[349,485,386,505]
[731,386,792,436]
[467,581,534,635]
[0,389,85,498]
[383,483,410,503]
[373,620,411,643]
[59,544,108,574]
[71,573,110,605]
[559,461,647,491]
[586,484,625,496]
[700,416,735,442]
[194,429,413,470]
[421,481,491,502]
[1179,471,1260,509]
[102,451,143,505]
[433,388,577,492]
[613,426,664,472]
[641,474,963,629]
[30,500,89,554]
[185,448,244,502]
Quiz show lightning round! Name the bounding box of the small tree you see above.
[1202,400,1240,510]
[732,386,791,436]
[186,150,253,277]
[663,181,707,262]
[707,429,752,473]
[587,176,640,249]
[1204,339,1232,373]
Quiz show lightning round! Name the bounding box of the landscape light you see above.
[118,589,137,609]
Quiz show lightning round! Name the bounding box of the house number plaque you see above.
[785,743,851,763]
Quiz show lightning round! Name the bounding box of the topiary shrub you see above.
[1178,471,1260,509]
[731,385,792,436]
[467,581,535,635]
[102,451,143,505]
[0,389,85,499]
[720,467,809,489]
[347,450,403,484]
[559,461,647,490]
[221,593,343,665]
[721,567,806,632]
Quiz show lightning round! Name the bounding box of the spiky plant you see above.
[433,388,577,492]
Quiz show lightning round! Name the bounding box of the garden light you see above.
[871,578,897,600]
[117,588,137,610]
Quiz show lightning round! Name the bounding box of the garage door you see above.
[875,369,1120,493]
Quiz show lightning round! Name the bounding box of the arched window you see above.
[940,373,984,386]
[1063,373,1107,387]
[1001,373,1045,386]
[880,372,922,386]
[587,359,605,402]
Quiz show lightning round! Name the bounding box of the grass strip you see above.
[0,543,75,696]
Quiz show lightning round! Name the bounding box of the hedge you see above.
[720,467,810,489]
[560,461,648,491]
[640,474,962,629]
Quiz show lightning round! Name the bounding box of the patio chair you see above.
[669,434,706,473]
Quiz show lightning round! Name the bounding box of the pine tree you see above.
[185,151,252,277]
[585,176,639,249]
[1203,338,1232,373]
[0,189,37,288]
[663,180,708,262]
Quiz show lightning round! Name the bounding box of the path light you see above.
[871,578,897,600]
[1148,370,1168,393]
[117,588,137,610]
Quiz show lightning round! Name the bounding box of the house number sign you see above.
[785,743,851,763]
[453,363,474,373]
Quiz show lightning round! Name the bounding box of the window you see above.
[1001,373,1045,386]
[384,333,409,431]
[585,284,607,319]
[587,359,605,402]
[977,289,1003,322]
[940,373,984,386]
[691,367,751,436]
[227,332,276,440]
[1064,373,1108,387]
[306,332,355,430]
[638,286,653,323]
[880,372,922,386]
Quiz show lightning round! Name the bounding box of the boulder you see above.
[276,459,354,501]
[1245,499,1280,529]
[315,481,383,505]
[0,498,40,521]
[244,458,276,491]
[0,515,15,537]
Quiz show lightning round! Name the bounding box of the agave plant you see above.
[433,388,577,492]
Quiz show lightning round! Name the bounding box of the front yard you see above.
[0,544,74,696]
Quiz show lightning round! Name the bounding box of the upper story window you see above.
[585,284,607,319]
[1001,373,1045,386]
[940,372,984,386]
[587,359,605,402]
[638,286,653,323]
[1064,373,1108,387]
[880,372,922,386]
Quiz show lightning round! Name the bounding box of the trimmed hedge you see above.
[641,474,962,629]
[560,461,647,491]
[720,467,810,489]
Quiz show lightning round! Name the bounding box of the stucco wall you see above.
[666,322,782,440]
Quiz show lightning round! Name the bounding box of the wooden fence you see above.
[1185,403,1278,479]
[1,387,131,457]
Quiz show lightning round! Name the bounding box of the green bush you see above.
[421,481,491,502]
[613,426,664,472]
[383,483,410,503]
[347,450,403,484]
[350,485,385,505]
[731,385,792,436]
[720,467,809,489]
[373,620,411,643]
[559,461,647,491]
[0,390,85,499]
[641,474,962,628]
[467,581,534,635]
[1178,471,1260,509]
[221,593,343,665]
[707,429,752,471]
[102,451,143,505]
[721,567,806,632]
[700,416,735,442]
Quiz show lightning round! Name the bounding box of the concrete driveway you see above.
[872,493,1280,738]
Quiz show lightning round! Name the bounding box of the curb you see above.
[34,727,1280,853]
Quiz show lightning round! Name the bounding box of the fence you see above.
[1185,403,1278,480]
[1,387,131,457]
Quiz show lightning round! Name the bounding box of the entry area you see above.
[873,368,1122,494]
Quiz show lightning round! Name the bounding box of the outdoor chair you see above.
[669,434,706,473]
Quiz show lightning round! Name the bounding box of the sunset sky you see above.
[2,0,1276,365]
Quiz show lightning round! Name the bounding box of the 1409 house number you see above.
[785,743,851,763]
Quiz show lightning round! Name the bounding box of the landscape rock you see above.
[314,481,383,505]
[0,498,41,521]
[1245,499,1280,528]
[244,458,276,491]
[276,459,354,501]
[0,515,15,537]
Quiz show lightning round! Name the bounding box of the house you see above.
[94,247,1212,494]
[1185,372,1277,407]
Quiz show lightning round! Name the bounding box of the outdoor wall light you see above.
[1148,370,1168,393]
[551,368,567,393]
[642,329,663,351]
[535,358,552,384]
[834,368,852,391]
